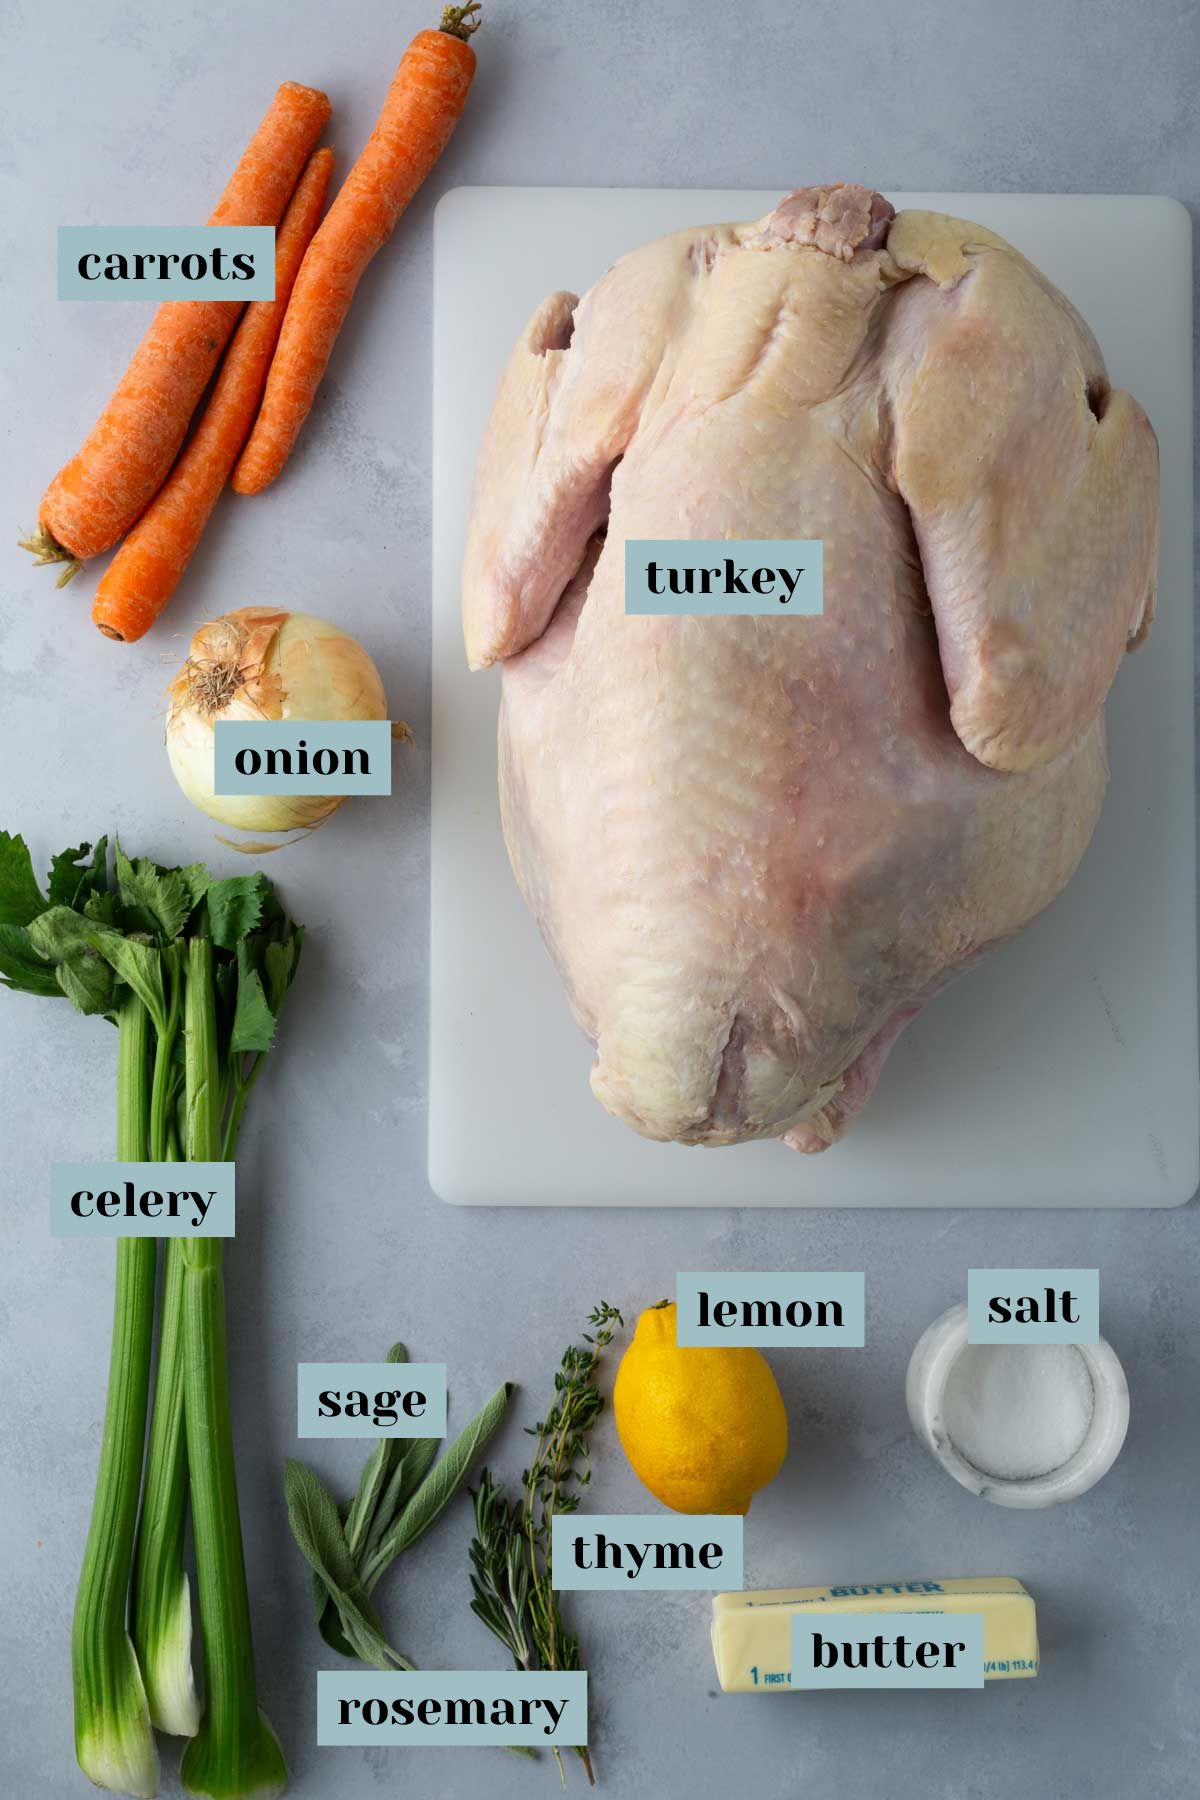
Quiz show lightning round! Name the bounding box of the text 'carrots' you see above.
[232,5,482,496]
[25,81,331,581]
[91,150,334,645]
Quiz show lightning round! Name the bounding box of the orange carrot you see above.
[23,81,331,582]
[233,6,481,496]
[90,150,334,644]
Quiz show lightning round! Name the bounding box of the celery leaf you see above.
[47,841,97,909]
[0,922,61,996]
[230,961,276,1056]
[207,875,267,950]
[114,844,190,943]
[0,830,47,927]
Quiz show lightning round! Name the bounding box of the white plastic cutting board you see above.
[430,188,1196,1207]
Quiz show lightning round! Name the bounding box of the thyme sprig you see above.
[469,1303,622,1787]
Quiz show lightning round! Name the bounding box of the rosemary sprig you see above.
[469,1303,623,1787]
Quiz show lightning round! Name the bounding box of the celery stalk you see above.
[179,939,286,1800]
[133,1240,197,1736]
[132,944,200,1737]
[72,990,160,1799]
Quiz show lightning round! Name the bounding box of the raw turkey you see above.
[461,185,1158,1152]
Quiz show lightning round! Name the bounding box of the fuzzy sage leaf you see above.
[343,1344,408,1562]
[361,1382,514,1591]
[366,1437,440,1556]
[282,1459,410,1673]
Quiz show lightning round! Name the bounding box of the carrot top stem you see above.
[441,1,481,40]
[17,523,82,588]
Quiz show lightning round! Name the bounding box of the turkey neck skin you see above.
[492,210,1109,1149]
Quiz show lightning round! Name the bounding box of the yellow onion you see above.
[165,607,390,836]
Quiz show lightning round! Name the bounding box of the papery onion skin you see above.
[165,607,389,832]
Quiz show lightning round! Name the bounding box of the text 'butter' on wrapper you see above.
[710,1576,1039,1692]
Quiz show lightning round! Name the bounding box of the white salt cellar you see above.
[906,1302,1130,1508]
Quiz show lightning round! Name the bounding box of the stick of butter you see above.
[711,1577,1038,1692]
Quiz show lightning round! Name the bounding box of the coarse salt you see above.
[942,1343,1095,1481]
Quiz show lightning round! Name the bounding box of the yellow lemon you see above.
[613,1301,788,1514]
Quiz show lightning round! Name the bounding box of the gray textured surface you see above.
[0,2,1196,1798]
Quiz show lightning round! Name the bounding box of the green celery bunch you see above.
[0,832,302,1799]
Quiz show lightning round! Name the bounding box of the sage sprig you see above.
[284,1363,513,1670]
